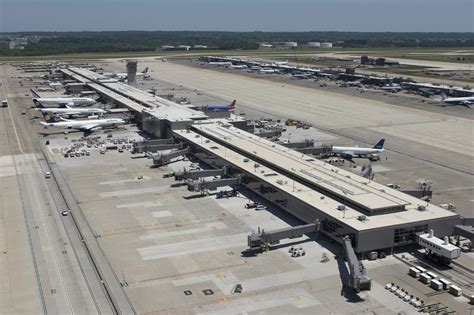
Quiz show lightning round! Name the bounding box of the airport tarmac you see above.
[105,59,474,217]
[42,131,470,313]
[1,59,473,314]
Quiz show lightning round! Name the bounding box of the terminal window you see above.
[394,224,428,244]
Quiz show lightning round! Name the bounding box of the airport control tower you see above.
[126,59,137,85]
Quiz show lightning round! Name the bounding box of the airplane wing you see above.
[79,123,101,131]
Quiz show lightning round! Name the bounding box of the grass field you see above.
[1,47,474,62]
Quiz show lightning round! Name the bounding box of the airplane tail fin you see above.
[373,139,385,150]
[40,111,59,123]
[440,92,448,100]
[227,100,236,109]
[142,67,149,73]
[32,98,45,109]
[30,89,40,98]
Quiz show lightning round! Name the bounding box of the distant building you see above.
[259,43,273,48]
[161,45,175,50]
[320,42,333,48]
[375,58,386,66]
[284,42,298,48]
[308,42,321,48]
[193,45,208,49]
[177,45,191,51]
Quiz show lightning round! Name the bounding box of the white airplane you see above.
[259,68,278,74]
[341,80,363,88]
[332,139,385,159]
[378,84,402,92]
[230,64,248,69]
[34,101,107,117]
[31,90,96,107]
[106,67,150,81]
[440,92,474,107]
[39,111,125,132]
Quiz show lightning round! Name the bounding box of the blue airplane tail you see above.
[32,98,45,108]
[373,139,385,150]
[40,110,58,123]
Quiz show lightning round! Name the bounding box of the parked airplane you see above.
[34,101,107,117]
[207,100,236,111]
[378,84,402,93]
[259,68,278,74]
[230,64,248,69]
[341,80,363,88]
[440,92,474,107]
[332,139,385,159]
[106,67,150,80]
[39,111,125,132]
[31,90,96,107]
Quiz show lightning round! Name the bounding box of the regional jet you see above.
[332,139,385,159]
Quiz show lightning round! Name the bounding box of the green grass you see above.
[1,47,473,62]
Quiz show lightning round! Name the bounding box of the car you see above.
[61,210,69,216]
[45,172,51,178]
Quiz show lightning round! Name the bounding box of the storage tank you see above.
[321,42,333,48]
[308,42,321,48]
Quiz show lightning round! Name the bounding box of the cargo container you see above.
[426,271,438,280]
[416,266,427,273]
[449,285,462,297]
[419,273,431,284]
[430,279,443,291]
[439,278,451,290]
[409,267,421,278]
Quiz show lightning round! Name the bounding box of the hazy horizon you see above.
[1,0,472,33]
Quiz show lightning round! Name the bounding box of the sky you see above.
[0,0,473,33]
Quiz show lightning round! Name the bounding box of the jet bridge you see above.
[247,221,320,251]
[175,167,228,181]
[342,236,372,292]
[187,177,241,192]
[152,147,190,166]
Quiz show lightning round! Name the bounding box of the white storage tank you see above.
[308,42,321,48]
[320,42,333,48]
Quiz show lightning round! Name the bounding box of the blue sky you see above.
[0,0,472,32]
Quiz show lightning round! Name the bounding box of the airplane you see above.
[39,111,125,132]
[378,84,402,93]
[207,100,236,111]
[31,90,97,107]
[291,73,313,80]
[259,68,279,74]
[440,92,474,107]
[332,139,385,159]
[274,60,288,65]
[230,64,248,69]
[106,67,150,81]
[341,80,363,88]
[34,101,107,118]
